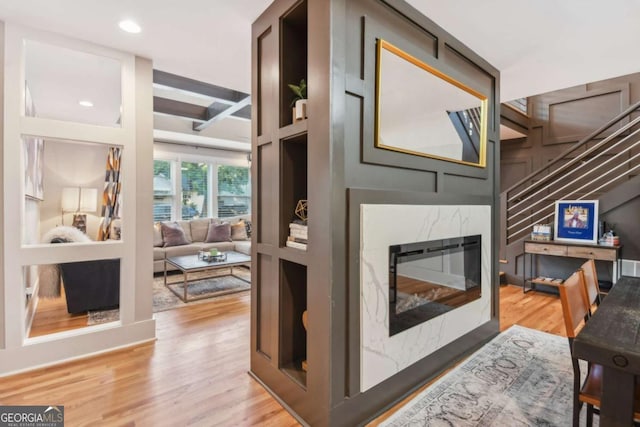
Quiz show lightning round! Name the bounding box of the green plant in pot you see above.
[288,78,307,122]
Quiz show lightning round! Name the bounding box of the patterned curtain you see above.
[97,147,122,240]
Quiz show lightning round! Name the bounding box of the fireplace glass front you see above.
[389,235,481,336]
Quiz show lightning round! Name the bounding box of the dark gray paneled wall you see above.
[501,72,640,259]
[330,0,500,424]
[252,0,500,425]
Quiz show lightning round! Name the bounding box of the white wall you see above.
[1,23,155,376]
[39,139,108,240]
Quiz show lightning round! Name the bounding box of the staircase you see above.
[500,100,640,283]
[449,107,482,161]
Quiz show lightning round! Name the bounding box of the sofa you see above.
[153,215,251,273]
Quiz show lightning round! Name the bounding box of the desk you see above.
[573,276,640,427]
[523,240,621,292]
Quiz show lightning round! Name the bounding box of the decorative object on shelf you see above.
[61,187,98,233]
[288,78,307,121]
[530,223,552,241]
[602,228,620,246]
[287,221,308,251]
[553,200,599,244]
[295,199,308,221]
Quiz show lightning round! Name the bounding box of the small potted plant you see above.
[288,78,307,122]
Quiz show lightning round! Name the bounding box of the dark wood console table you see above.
[522,240,621,293]
[573,276,640,426]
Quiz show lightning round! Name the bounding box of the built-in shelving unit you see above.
[251,0,312,420]
[252,0,499,425]
[279,0,308,127]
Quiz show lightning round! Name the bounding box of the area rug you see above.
[88,266,250,325]
[380,325,594,427]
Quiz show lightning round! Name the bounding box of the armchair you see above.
[38,226,120,314]
[58,258,120,314]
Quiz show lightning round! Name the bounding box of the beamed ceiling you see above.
[152,70,252,151]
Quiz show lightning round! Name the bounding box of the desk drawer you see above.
[567,246,617,261]
[525,243,567,256]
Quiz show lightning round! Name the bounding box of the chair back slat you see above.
[581,259,601,307]
[559,270,590,338]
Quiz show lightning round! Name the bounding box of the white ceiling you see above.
[2,0,640,143]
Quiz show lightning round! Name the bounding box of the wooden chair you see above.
[559,269,598,426]
[580,259,601,314]
[560,269,640,426]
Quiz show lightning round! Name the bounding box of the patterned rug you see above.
[381,325,595,427]
[88,266,250,325]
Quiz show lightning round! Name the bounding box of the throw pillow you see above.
[205,222,232,243]
[189,218,212,242]
[176,220,193,242]
[244,219,252,238]
[231,220,249,241]
[161,222,190,247]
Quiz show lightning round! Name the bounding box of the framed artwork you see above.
[24,136,44,200]
[554,200,599,244]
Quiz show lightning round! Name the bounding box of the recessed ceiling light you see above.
[79,100,94,107]
[119,20,141,34]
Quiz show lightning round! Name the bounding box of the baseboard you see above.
[247,370,310,427]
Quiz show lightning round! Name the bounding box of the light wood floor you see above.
[1,284,565,426]
[29,291,95,338]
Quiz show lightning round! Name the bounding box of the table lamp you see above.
[61,187,98,233]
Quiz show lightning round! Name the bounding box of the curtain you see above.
[97,147,122,241]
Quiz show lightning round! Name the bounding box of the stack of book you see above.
[286,221,308,251]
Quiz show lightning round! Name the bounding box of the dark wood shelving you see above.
[279,246,308,266]
[252,0,313,421]
[280,135,308,248]
[280,259,307,387]
[251,0,501,424]
[281,359,308,390]
[278,118,308,139]
[280,0,308,128]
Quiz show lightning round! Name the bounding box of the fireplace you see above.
[388,235,481,336]
[360,204,491,391]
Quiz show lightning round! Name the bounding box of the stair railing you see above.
[502,100,640,246]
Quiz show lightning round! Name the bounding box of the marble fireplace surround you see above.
[360,204,492,391]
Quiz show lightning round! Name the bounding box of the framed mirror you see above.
[375,39,488,168]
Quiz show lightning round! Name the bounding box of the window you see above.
[153,158,250,221]
[181,161,209,220]
[153,160,173,221]
[217,165,251,217]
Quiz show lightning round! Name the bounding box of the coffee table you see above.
[164,251,251,302]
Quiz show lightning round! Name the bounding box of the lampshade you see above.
[79,188,98,212]
[61,187,80,212]
[61,187,98,213]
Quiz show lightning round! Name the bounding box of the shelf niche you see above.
[280,134,308,248]
[280,0,308,128]
[280,259,308,388]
